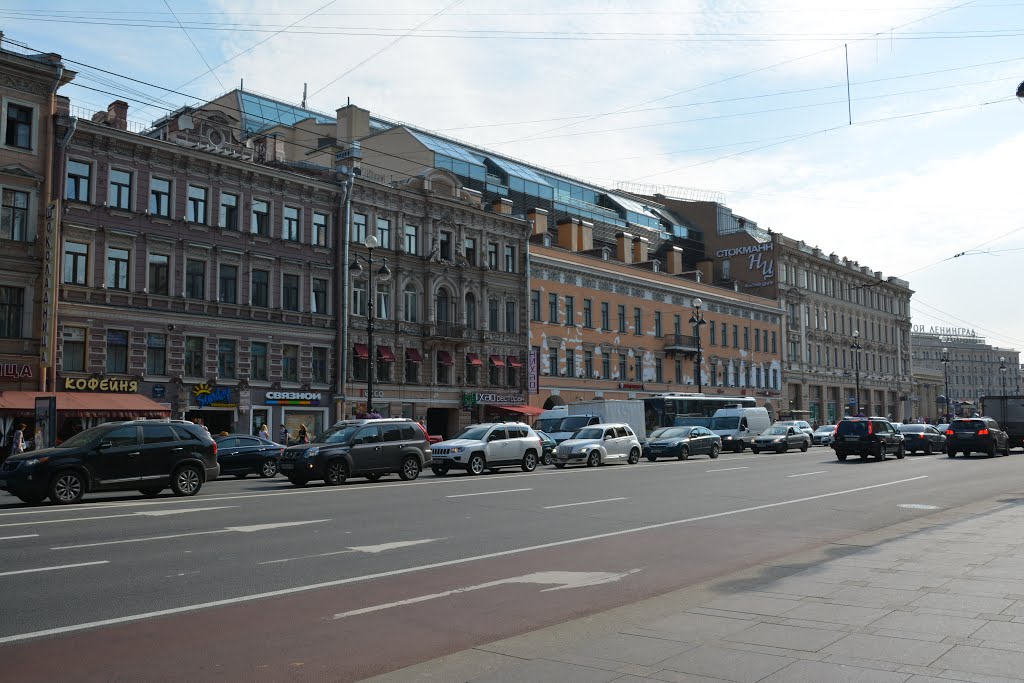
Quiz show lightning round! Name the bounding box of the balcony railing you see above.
[664,333,699,353]
[428,321,466,340]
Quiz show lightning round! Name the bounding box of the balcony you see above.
[427,321,466,341]
[664,333,699,354]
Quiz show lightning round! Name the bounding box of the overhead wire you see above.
[161,0,225,91]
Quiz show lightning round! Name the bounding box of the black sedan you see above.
[644,426,721,461]
[214,434,283,478]
[536,430,556,466]
[897,424,947,455]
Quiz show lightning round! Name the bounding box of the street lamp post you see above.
[690,298,708,393]
[850,330,862,416]
[941,347,951,422]
[1000,356,1008,422]
[349,234,391,416]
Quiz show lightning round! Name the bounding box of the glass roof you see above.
[605,193,663,222]
[237,92,335,135]
[407,129,484,167]
[487,156,551,186]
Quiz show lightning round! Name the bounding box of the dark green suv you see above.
[831,416,905,461]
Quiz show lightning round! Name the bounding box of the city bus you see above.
[643,393,769,432]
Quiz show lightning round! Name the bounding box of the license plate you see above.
[279,462,294,470]
[845,436,859,441]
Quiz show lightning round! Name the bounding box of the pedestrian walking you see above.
[258,423,270,440]
[12,423,26,455]
[298,424,309,444]
[279,424,289,445]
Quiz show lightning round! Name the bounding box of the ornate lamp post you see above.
[349,234,391,415]
[941,347,951,421]
[690,297,708,393]
[850,330,862,416]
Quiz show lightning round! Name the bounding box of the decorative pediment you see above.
[0,164,44,184]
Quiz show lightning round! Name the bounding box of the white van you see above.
[710,407,771,453]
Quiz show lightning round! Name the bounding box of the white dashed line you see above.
[446,488,532,498]
[788,471,827,478]
[706,467,749,473]
[543,497,627,509]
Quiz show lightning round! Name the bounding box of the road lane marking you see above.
[260,538,444,565]
[260,550,354,565]
[0,534,39,541]
[0,561,109,578]
[788,471,827,478]
[899,503,941,510]
[332,569,643,619]
[543,497,627,509]
[51,519,330,550]
[446,488,532,498]
[0,474,929,645]
[0,506,238,529]
[706,467,748,473]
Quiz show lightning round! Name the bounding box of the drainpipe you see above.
[40,63,66,391]
[336,173,353,421]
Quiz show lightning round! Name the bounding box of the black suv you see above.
[945,417,1010,458]
[0,420,219,505]
[278,418,431,486]
[831,416,905,461]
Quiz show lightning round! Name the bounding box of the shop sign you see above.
[39,201,59,368]
[618,382,645,390]
[193,383,236,408]
[238,390,251,408]
[1,363,33,380]
[64,376,139,392]
[528,349,539,394]
[266,391,322,406]
[464,392,524,406]
[357,389,384,399]
[152,385,166,399]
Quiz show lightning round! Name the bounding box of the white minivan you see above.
[709,406,771,453]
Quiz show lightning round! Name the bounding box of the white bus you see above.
[643,393,771,433]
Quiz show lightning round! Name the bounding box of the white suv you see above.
[430,422,543,476]
[553,423,643,468]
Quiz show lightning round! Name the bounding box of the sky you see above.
[4,0,1024,353]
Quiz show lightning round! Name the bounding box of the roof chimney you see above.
[492,197,513,215]
[336,104,370,143]
[577,220,594,251]
[527,207,549,237]
[107,100,129,131]
[632,236,649,263]
[664,246,684,274]
[616,232,634,264]
[557,218,580,251]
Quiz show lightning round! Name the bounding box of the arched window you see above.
[465,292,477,330]
[403,284,419,323]
[436,288,452,322]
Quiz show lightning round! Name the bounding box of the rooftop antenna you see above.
[240,78,244,91]
[301,83,307,108]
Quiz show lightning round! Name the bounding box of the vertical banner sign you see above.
[34,395,56,450]
[39,201,59,368]
[528,348,539,394]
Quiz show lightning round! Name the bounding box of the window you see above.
[219,193,238,230]
[377,348,391,383]
[530,290,541,321]
[186,185,207,224]
[184,336,204,377]
[491,357,504,385]
[1,188,30,241]
[505,301,517,333]
[506,363,518,387]
[487,243,498,270]
[602,354,610,379]
[618,305,626,333]
[548,347,558,376]
[565,296,575,326]
[62,327,86,372]
[678,359,685,384]
[282,206,299,241]
[146,333,166,375]
[465,293,477,330]
[601,302,610,330]
[106,330,129,373]
[722,259,731,279]
[312,278,328,314]
[251,199,269,236]
[634,355,643,381]
[219,264,238,304]
[489,298,499,331]
[709,320,717,345]
[376,283,390,320]
[251,269,268,307]
[0,286,24,338]
[108,169,131,209]
[403,285,419,323]
[375,217,390,249]
[618,354,627,381]
[282,344,298,382]
[654,311,663,338]
[548,293,558,323]
[634,307,642,335]
[754,328,761,351]
[148,254,169,295]
[282,273,300,311]
[504,245,516,273]
[584,350,593,378]
[467,355,480,385]
[566,349,576,377]
[185,260,205,299]
[149,178,171,217]
[106,248,130,290]
[439,231,452,260]
[720,322,727,347]
[464,238,477,266]
[743,326,750,350]
[771,331,777,354]
[655,357,663,383]
[583,299,593,328]
[250,341,268,380]
[312,347,328,383]
[351,280,367,317]
[405,349,421,383]
[313,211,328,247]
[63,241,88,285]
[66,160,91,202]
[352,213,367,244]
[5,103,33,149]
[436,352,451,385]
[732,325,739,348]
[218,339,237,379]
[404,225,418,254]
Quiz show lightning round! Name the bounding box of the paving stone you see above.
[999,600,1024,617]
[820,654,905,671]
[828,586,927,608]
[759,578,840,598]
[822,633,953,666]
[545,652,627,672]
[723,623,845,652]
[941,579,1024,598]
[658,644,795,683]
[931,644,1024,679]
[565,633,698,666]
[646,671,732,683]
[867,571,951,591]
[911,594,1014,615]
[873,628,948,643]
[783,602,892,627]
[791,566,878,583]
[758,659,912,683]
[644,613,756,641]
[970,621,1024,644]
[701,594,804,617]
[470,657,623,683]
[869,611,986,638]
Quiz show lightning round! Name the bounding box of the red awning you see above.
[495,404,544,416]
[489,355,506,367]
[405,348,423,363]
[437,350,453,366]
[377,346,395,362]
[0,392,171,418]
[506,356,523,368]
[353,343,369,359]
[466,353,483,366]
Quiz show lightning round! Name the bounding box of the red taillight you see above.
[868,421,873,435]
[212,441,218,455]
[918,434,926,439]
[978,428,989,436]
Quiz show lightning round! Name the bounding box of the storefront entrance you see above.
[426,408,456,440]
[186,409,233,434]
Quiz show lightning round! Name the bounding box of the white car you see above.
[812,425,836,446]
[429,422,542,476]
[553,423,642,468]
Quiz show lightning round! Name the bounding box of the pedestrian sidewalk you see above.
[369,496,1024,683]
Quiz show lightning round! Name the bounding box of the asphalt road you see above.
[3,445,1024,681]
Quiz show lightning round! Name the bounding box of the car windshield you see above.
[814,425,835,434]
[837,421,869,436]
[316,424,360,444]
[573,427,605,440]
[710,417,739,430]
[452,425,491,441]
[651,427,692,439]
[560,416,595,431]
[534,418,563,432]
[899,425,924,433]
[56,425,108,448]
[763,426,788,436]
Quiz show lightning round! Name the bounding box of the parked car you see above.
[553,423,642,468]
[644,426,721,461]
[831,416,905,461]
[430,423,542,476]
[897,424,947,455]
[278,418,431,486]
[774,420,814,440]
[0,420,219,505]
[945,417,1010,458]
[751,425,810,454]
[215,434,283,478]
[710,407,771,453]
[536,430,556,466]
[812,425,836,446]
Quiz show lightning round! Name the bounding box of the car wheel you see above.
[678,447,689,461]
[837,453,847,461]
[138,487,163,498]
[260,460,278,478]
[751,447,760,454]
[646,455,657,462]
[924,442,933,455]
[896,444,905,459]
[366,472,383,482]
[587,451,601,467]
[16,494,45,505]
[709,444,720,460]
[987,443,996,458]
[963,450,971,457]
[522,451,538,472]
[734,442,744,453]
[49,470,86,505]
[874,444,885,461]
[947,450,956,458]
[776,445,786,454]
[324,460,348,486]
[288,476,308,487]
[800,440,809,452]
[172,465,203,497]
[627,448,640,464]
[554,463,566,469]
[542,453,552,466]
[467,454,485,476]
[399,456,421,481]
[1004,441,1011,457]
[430,466,449,477]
